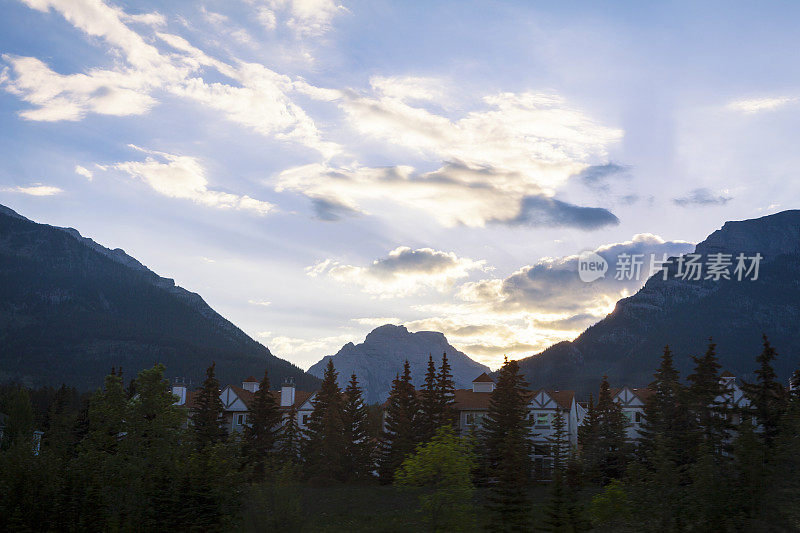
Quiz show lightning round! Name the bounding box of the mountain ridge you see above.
[515,209,800,396]
[0,203,319,391]
[309,324,491,403]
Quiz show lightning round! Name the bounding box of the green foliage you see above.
[417,354,441,443]
[343,373,374,481]
[242,370,283,480]
[193,362,227,450]
[279,403,302,464]
[686,340,731,457]
[482,357,533,531]
[742,335,789,448]
[304,359,347,483]
[595,376,630,483]
[589,479,630,527]
[379,360,419,483]
[241,463,304,532]
[396,425,477,531]
[547,408,569,473]
[437,352,457,426]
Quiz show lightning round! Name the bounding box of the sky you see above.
[1,0,799,370]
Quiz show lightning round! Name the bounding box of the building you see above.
[172,377,313,434]
[609,387,654,441]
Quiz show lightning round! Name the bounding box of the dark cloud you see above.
[502,195,620,230]
[533,313,601,331]
[673,188,733,207]
[369,247,469,278]
[311,197,361,221]
[575,162,631,189]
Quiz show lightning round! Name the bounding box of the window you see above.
[302,414,309,425]
[237,414,245,425]
[535,412,550,429]
[635,412,642,424]
[466,413,475,425]
[533,444,550,456]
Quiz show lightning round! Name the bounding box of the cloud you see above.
[727,96,797,113]
[2,0,335,156]
[247,0,347,37]
[112,145,275,214]
[390,234,695,363]
[574,162,630,189]
[1,184,63,196]
[74,165,93,180]
[351,317,401,327]
[307,246,488,297]
[248,299,272,306]
[276,161,619,228]
[502,195,619,229]
[673,188,733,207]
[270,333,354,357]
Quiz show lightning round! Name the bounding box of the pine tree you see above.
[596,376,629,483]
[547,408,569,474]
[242,370,283,480]
[542,470,569,532]
[578,394,601,483]
[417,354,441,442]
[303,359,347,483]
[686,340,730,457]
[342,373,374,481]
[278,404,302,465]
[482,357,532,531]
[193,362,226,450]
[437,352,456,426]
[379,361,419,483]
[638,346,692,470]
[731,413,767,523]
[742,335,789,448]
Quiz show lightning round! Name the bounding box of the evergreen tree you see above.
[193,362,226,450]
[541,470,569,532]
[437,352,456,426]
[303,359,347,483]
[742,335,789,448]
[379,361,419,483]
[686,340,730,457]
[578,394,601,483]
[243,370,283,480]
[637,346,692,470]
[546,408,569,474]
[342,373,373,481]
[731,413,767,524]
[278,404,302,465]
[418,354,441,442]
[482,357,532,531]
[595,376,629,483]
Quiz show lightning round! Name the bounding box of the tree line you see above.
[1,338,799,531]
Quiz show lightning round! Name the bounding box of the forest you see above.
[1,336,798,532]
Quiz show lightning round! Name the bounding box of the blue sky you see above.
[1,0,798,369]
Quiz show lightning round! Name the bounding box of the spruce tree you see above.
[303,359,347,483]
[578,394,601,483]
[686,340,730,457]
[482,357,532,531]
[638,346,691,469]
[418,354,441,442]
[546,408,569,474]
[437,352,456,426]
[193,362,226,450]
[342,373,373,481]
[243,370,283,479]
[379,361,418,483]
[278,404,302,465]
[742,335,789,448]
[596,376,629,483]
[542,470,569,532]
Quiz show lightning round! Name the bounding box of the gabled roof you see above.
[530,389,575,411]
[452,389,492,410]
[178,387,312,410]
[609,387,655,403]
[472,372,495,383]
[243,375,259,383]
[720,371,735,378]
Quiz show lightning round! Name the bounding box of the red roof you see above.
[472,372,495,383]
[243,375,259,383]
[178,387,312,410]
[453,389,492,410]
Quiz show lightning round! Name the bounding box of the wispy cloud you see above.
[727,96,797,113]
[74,165,93,180]
[112,145,275,215]
[2,184,63,196]
[673,187,732,207]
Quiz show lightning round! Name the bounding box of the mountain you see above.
[0,204,319,391]
[517,210,800,397]
[309,324,491,403]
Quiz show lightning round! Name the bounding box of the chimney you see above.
[172,378,187,406]
[281,377,296,407]
[242,376,260,393]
